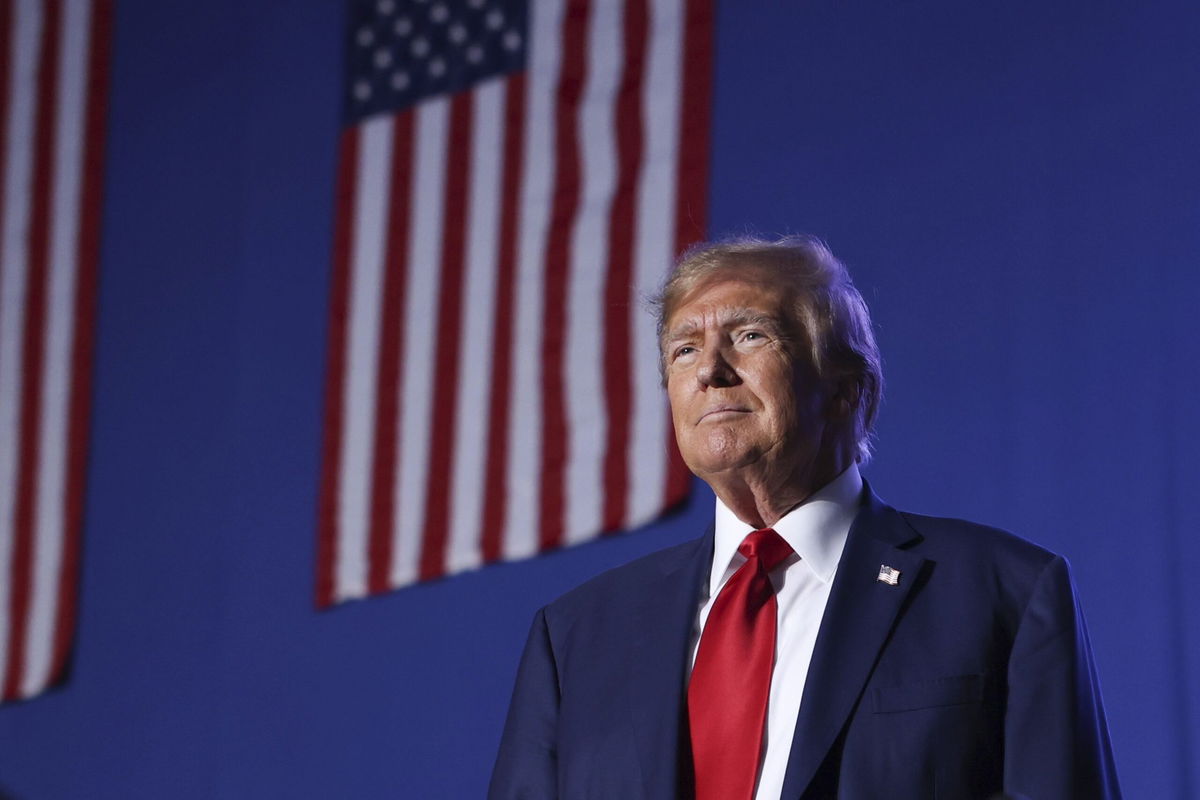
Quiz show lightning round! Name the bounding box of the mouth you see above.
[697,405,751,424]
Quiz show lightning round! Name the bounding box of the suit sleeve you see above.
[489,608,561,800]
[1003,555,1122,799]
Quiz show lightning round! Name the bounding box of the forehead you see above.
[666,271,795,332]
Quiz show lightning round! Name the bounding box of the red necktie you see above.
[688,528,793,800]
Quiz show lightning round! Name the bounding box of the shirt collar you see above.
[709,462,864,594]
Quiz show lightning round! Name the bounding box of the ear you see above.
[827,379,860,421]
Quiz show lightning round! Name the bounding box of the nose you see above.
[697,345,739,388]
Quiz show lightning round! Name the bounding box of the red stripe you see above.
[666,0,713,508]
[366,112,414,595]
[673,0,712,252]
[418,93,474,581]
[480,74,526,563]
[315,128,361,609]
[539,0,591,551]
[4,0,61,700]
[49,0,113,690]
[600,0,649,534]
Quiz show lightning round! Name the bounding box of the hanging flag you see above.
[0,0,112,702]
[317,0,712,606]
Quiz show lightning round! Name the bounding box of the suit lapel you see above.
[780,489,927,799]
[625,530,713,799]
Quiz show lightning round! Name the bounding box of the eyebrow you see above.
[664,309,785,344]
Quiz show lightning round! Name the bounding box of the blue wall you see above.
[1,1,1198,797]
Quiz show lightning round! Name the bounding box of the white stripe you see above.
[627,0,683,528]
[23,0,91,698]
[335,116,393,601]
[0,0,43,688]
[503,0,563,560]
[446,80,505,574]
[563,0,620,544]
[389,97,448,587]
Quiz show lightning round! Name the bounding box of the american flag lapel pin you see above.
[876,564,901,586]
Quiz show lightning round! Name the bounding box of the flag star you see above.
[468,0,485,8]
[353,80,371,101]
[486,9,504,30]
[411,36,430,58]
[503,30,521,51]
[430,3,449,23]
[394,16,412,36]
[449,23,467,44]
[376,0,395,15]
[374,49,392,69]
[466,44,483,64]
[391,70,410,90]
[429,57,446,77]
[356,27,374,47]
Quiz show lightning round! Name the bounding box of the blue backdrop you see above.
[1,1,1198,797]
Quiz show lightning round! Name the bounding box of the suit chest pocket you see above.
[870,674,984,713]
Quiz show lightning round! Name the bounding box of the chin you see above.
[689,446,763,478]
[678,427,765,473]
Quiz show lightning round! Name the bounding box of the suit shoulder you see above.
[880,507,1086,642]
[896,509,1061,575]
[542,536,707,624]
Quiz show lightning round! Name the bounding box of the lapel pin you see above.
[876,564,901,586]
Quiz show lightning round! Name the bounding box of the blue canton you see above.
[345,0,529,123]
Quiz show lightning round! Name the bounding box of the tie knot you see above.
[737,528,792,572]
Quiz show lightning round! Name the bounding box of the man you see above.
[490,237,1121,799]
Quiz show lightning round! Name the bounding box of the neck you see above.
[706,445,853,529]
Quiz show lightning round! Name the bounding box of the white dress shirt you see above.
[688,463,864,800]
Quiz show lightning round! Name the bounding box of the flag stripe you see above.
[665,0,713,507]
[503,0,561,563]
[25,0,92,697]
[366,110,414,595]
[480,73,526,564]
[0,0,38,691]
[51,0,110,686]
[0,0,107,698]
[390,97,448,588]
[334,116,394,602]
[447,77,505,574]
[601,0,648,533]
[626,0,683,529]
[562,0,619,546]
[538,0,590,552]
[0,4,13,305]
[673,0,711,254]
[418,91,474,581]
[316,128,360,608]
[5,0,60,701]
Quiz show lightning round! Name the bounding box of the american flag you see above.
[317,0,712,606]
[0,0,111,702]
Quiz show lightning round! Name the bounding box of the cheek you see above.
[767,398,805,443]
[769,379,827,440]
[758,371,806,426]
[666,387,689,426]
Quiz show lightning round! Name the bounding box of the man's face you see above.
[663,270,833,488]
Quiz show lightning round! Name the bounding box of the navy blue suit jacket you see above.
[490,488,1121,799]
